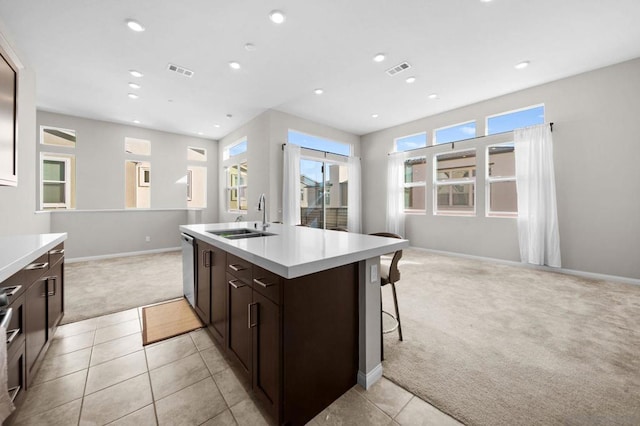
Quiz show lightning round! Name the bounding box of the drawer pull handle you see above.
[1,285,22,298]
[6,328,19,345]
[49,249,65,255]
[229,264,246,272]
[48,277,57,296]
[228,279,246,289]
[26,262,49,271]
[248,303,258,328]
[253,278,274,288]
[8,386,20,402]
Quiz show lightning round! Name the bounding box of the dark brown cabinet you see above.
[1,241,65,407]
[25,276,48,377]
[194,241,211,324]
[209,245,226,343]
[193,238,358,425]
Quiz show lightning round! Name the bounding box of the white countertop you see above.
[179,222,408,279]
[0,233,67,282]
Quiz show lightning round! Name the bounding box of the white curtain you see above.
[347,156,362,233]
[386,154,405,237]
[514,124,561,267]
[282,144,301,226]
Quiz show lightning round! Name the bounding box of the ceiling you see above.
[1,0,639,139]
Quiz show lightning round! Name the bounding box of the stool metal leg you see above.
[390,282,403,341]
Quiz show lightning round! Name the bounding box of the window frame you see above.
[403,155,427,213]
[40,154,72,209]
[486,143,517,217]
[226,160,248,213]
[433,149,477,216]
[394,132,427,153]
[433,120,476,145]
[485,104,545,136]
[40,125,77,148]
[288,129,352,157]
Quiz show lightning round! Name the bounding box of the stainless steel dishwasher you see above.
[180,233,195,307]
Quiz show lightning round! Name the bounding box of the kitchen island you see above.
[179,222,408,425]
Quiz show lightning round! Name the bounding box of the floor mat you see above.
[142,298,203,345]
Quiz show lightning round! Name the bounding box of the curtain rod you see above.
[281,143,349,158]
[387,122,554,156]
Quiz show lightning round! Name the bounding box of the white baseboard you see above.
[66,247,181,263]
[411,246,640,286]
[357,364,383,390]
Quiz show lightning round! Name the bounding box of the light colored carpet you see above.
[62,251,183,324]
[381,248,640,426]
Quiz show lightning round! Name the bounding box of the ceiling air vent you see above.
[167,63,194,78]
[386,61,411,76]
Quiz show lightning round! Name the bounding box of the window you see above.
[486,105,544,135]
[40,126,76,147]
[187,166,207,208]
[124,137,151,155]
[395,133,427,152]
[40,153,75,209]
[187,147,207,162]
[403,157,426,212]
[300,158,349,229]
[288,130,351,156]
[487,143,517,216]
[224,138,247,160]
[434,121,476,145]
[434,150,476,215]
[125,160,150,208]
[227,161,248,212]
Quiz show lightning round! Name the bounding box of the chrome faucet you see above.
[257,193,269,231]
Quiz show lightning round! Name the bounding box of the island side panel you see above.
[282,262,359,425]
[358,256,383,389]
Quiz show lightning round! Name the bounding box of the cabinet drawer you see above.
[6,293,25,353]
[22,252,50,286]
[7,341,25,403]
[227,254,252,285]
[48,243,65,266]
[1,269,26,302]
[252,266,281,304]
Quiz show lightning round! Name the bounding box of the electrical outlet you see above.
[145,236,151,242]
[370,264,378,282]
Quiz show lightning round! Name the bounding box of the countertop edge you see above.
[180,224,408,279]
[0,233,68,282]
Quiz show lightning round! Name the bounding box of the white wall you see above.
[36,111,219,258]
[218,110,361,224]
[0,23,50,236]
[361,58,640,280]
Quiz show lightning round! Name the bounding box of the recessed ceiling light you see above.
[314,88,324,95]
[428,93,438,99]
[126,19,145,32]
[480,0,493,3]
[405,76,416,84]
[133,120,140,124]
[373,53,386,63]
[129,70,143,78]
[229,61,241,70]
[214,124,221,128]
[269,10,286,24]
[371,114,379,118]
[197,132,204,136]
[128,82,141,89]
[244,43,256,51]
[128,93,139,99]
[515,60,530,70]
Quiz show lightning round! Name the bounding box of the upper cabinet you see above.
[0,41,19,186]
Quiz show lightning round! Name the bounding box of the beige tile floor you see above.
[8,306,462,426]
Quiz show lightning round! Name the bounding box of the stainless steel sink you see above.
[208,228,275,240]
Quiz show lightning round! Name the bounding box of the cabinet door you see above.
[227,273,252,374]
[195,242,211,324]
[209,246,226,343]
[252,291,280,418]
[47,261,64,333]
[25,276,48,377]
